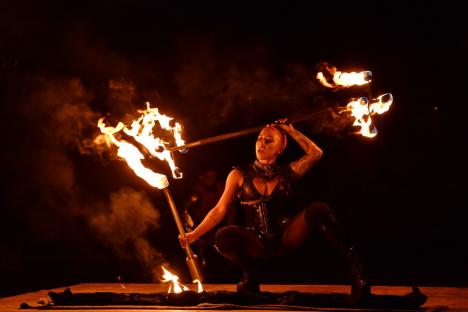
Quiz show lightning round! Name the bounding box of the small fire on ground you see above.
[161,266,203,293]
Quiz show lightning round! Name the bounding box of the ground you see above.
[1,283,467,311]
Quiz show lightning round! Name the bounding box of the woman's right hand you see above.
[274,118,295,134]
[178,232,197,248]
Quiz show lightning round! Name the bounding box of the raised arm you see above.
[277,120,323,177]
[179,169,242,246]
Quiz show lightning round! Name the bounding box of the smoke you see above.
[89,188,164,281]
[170,35,323,130]
[305,107,357,138]
[2,77,98,236]
[151,33,362,140]
[20,78,98,153]
[1,74,166,281]
[81,78,140,158]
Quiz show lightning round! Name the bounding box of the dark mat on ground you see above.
[20,287,429,310]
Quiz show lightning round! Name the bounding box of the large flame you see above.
[124,102,185,179]
[317,63,372,88]
[161,266,203,293]
[343,93,393,138]
[95,102,185,188]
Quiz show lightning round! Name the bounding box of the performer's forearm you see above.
[286,128,323,177]
[289,128,323,158]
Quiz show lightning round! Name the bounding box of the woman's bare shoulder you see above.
[226,168,244,187]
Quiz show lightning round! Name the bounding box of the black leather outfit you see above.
[215,161,370,298]
[236,160,296,246]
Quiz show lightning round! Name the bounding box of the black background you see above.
[1,0,467,297]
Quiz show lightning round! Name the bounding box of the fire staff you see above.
[179,119,370,301]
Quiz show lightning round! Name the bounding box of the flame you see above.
[369,93,393,114]
[193,279,203,293]
[317,64,372,88]
[161,266,204,293]
[161,266,189,294]
[95,102,185,188]
[343,93,393,138]
[124,102,184,179]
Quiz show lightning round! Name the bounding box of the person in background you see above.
[183,169,231,279]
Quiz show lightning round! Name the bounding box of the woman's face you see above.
[255,127,285,163]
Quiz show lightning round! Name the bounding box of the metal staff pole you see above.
[167,109,329,152]
[162,187,203,282]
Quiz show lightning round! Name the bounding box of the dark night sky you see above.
[1,0,467,297]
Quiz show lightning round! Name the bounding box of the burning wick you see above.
[96,102,185,183]
[342,93,393,138]
[161,266,203,293]
[316,63,372,89]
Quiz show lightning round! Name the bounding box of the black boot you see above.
[347,247,370,302]
[236,268,260,293]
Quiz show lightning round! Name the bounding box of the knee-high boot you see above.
[305,203,370,301]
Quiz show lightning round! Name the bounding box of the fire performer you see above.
[179,119,370,300]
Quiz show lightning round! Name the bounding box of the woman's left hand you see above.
[178,232,197,248]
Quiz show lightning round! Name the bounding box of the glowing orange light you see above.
[193,279,203,293]
[317,64,372,88]
[95,102,185,188]
[161,266,189,293]
[343,93,393,138]
[161,266,204,293]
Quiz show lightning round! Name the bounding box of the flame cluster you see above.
[95,102,185,189]
[344,93,393,138]
[316,63,393,138]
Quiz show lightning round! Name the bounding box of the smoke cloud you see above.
[1,74,166,282]
[89,188,164,281]
[3,77,98,235]
[170,35,324,130]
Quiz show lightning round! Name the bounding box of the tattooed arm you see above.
[277,119,323,177]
